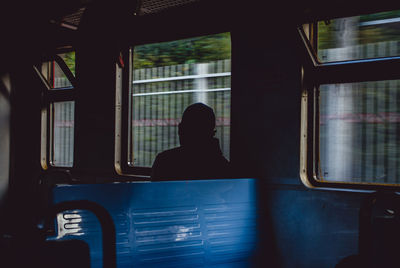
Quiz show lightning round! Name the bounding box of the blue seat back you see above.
[50,178,259,268]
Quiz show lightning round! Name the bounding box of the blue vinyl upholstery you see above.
[49,178,258,268]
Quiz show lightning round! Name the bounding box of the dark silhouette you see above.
[151,103,230,180]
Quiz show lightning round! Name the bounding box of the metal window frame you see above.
[299,25,400,190]
[115,47,152,178]
[36,53,76,170]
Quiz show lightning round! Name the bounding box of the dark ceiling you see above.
[0,0,399,72]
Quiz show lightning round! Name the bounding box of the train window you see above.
[301,10,400,189]
[39,52,76,168]
[318,79,400,184]
[127,33,231,169]
[317,10,400,62]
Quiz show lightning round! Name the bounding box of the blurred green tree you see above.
[133,32,231,69]
[63,51,75,75]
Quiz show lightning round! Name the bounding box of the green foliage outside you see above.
[359,10,400,23]
[63,51,76,75]
[318,10,400,50]
[133,32,231,69]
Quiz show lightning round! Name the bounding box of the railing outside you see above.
[130,60,231,167]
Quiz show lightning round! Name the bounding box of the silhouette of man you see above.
[151,103,230,180]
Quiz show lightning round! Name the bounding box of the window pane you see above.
[129,33,231,167]
[319,80,400,184]
[317,10,400,62]
[40,52,75,89]
[51,101,74,167]
[52,52,75,89]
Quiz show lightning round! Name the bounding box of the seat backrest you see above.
[49,178,259,268]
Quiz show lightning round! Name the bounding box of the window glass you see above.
[129,33,231,167]
[319,80,400,184]
[49,51,75,89]
[51,101,75,167]
[318,10,400,62]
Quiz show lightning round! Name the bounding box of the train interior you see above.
[1,0,400,267]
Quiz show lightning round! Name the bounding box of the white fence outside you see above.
[130,60,231,167]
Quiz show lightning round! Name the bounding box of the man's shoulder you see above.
[151,147,185,180]
[155,147,184,160]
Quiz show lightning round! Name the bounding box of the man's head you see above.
[178,103,216,146]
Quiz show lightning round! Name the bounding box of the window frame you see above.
[36,51,77,171]
[115,47,152,177]
[299,24,400,190]
[115,32,233,178]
